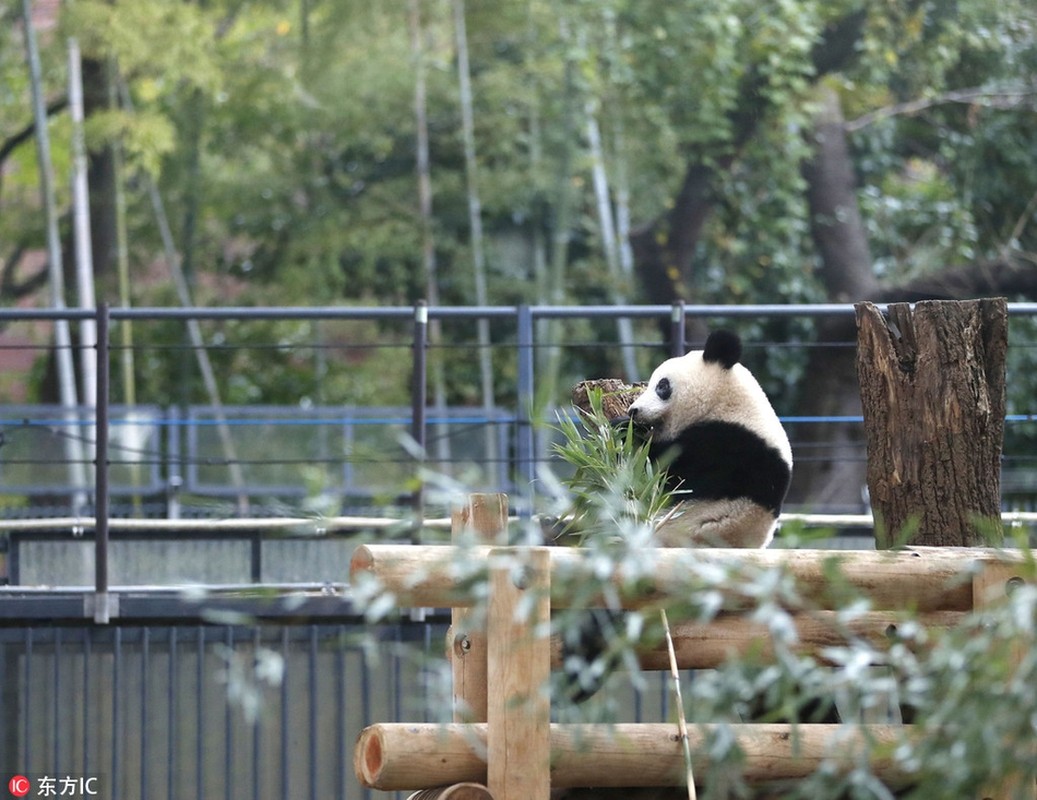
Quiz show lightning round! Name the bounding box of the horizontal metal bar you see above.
[3,302,1037,325]
[0,514,452,534]
[0,587,454,625]
[3,510,1035,537]
[7,303,853,322]
[0,617,445,642]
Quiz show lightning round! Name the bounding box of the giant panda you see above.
[628,328,792,548]
[560,330,792,704]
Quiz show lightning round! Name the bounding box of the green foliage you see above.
[62,1,223,94]
[551,388,672,544]
[4,0,1036,406]
[121,313,413,407]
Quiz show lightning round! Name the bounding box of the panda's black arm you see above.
[651,421,791,515]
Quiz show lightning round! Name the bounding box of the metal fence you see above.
[1,616,409,800]
[0,598,687,800]
[2,302,1037,796]
[3,302,1036,518]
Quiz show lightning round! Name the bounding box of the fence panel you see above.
[0,616,681,799]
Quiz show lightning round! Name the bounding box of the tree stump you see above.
[854,299,1007,548]
[571,379,645,421]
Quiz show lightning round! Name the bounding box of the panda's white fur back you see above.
[628,330,792,549]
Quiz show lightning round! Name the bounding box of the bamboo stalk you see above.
[451,0,496,485]
[660,609,696,800]
[20,0,89,512]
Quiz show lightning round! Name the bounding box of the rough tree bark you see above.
[570,379,643,421]
[855,299,1007,548]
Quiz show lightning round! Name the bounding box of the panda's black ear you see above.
[702,330,742,369]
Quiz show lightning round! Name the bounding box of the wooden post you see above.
[487,547,551,799]
[973,562,1037,800]
[855,299,1007,548]
[450,494,508,723]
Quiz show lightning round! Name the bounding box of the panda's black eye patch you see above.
[655,377,672,401]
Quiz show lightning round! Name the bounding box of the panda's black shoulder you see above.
[702,330,742,369]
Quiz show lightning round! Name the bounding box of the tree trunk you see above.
[82,57,117,280]
[787,88,878,510]
[452,0,497,484]
[855,299,1007,548]
[802,88,878,304]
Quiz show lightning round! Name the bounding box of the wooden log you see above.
[548,610,963,671]
[355,722,914,790]
[855,299,1007,547]
[450,494,508,723]
[571,379,644,421]
[486,547,551,799]
[350,544,1027,612]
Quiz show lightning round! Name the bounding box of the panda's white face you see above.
[628,336,791,466]
[628,351,732,442]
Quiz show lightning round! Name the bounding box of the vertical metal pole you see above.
[334,625,346,799]
[0,636,10,771]
[411,301,429,525]
[83,631,91,774]
[516,304,536,509]
[308,626,318,800]
[23,629,33,767]
[250,534,262,583]
[140,626,150,799]
[112,626,121,800]
[670,300,687,357]
[52,628,61,769]
[251,627,262,800]
[94,302,111,624]
[168,628,178,800]
[166,408,182,520]
[196,626,205,796]
[9,534,20,585]
[280,627,290,800]
[224,626,233,800]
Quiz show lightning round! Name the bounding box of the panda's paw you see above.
[558,608,622,704]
